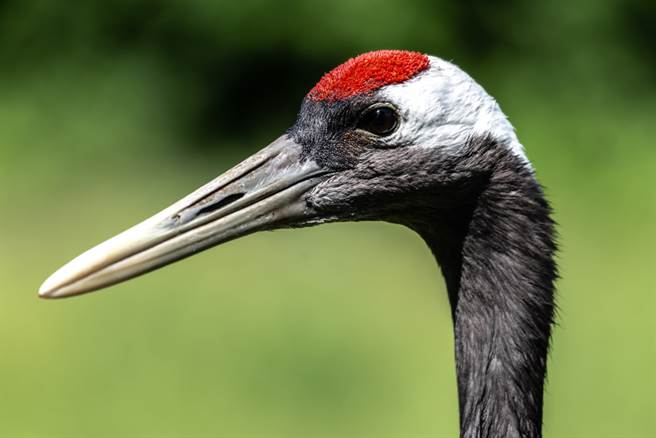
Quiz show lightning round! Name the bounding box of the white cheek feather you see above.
[379,56,530,166]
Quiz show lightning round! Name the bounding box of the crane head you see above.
[40,50,527,298]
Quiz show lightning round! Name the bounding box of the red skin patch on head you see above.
[308,50,430,102]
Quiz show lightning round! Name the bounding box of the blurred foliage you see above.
[1,0,655,437]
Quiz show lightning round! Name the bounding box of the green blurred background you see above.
[1,0,655,436]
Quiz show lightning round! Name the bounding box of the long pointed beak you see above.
[39,135,328,299]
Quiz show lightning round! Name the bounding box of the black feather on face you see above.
[291,95,388,170]
[290,95,496,224]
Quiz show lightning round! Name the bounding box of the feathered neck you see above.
[412,137,557,438]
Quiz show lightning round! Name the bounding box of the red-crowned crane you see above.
[40,51,557,438]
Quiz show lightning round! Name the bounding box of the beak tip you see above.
[39,255,95,299]
[38,278,59,299]
[39,272,72,299]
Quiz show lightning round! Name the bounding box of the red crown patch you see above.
[308,50,430,102]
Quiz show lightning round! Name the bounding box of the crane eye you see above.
[356,105,399,136]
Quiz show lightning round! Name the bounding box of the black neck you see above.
[413,149,557,438]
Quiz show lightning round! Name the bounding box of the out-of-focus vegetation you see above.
[1,0,654,436]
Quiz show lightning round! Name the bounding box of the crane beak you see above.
[39,135,330,299]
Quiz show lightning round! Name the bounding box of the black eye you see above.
[356,106,399,136]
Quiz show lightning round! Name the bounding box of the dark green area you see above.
[1,1,654,436]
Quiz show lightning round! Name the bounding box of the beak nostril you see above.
[196,193,245,217]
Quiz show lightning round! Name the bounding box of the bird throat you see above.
[413,142,557,438]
